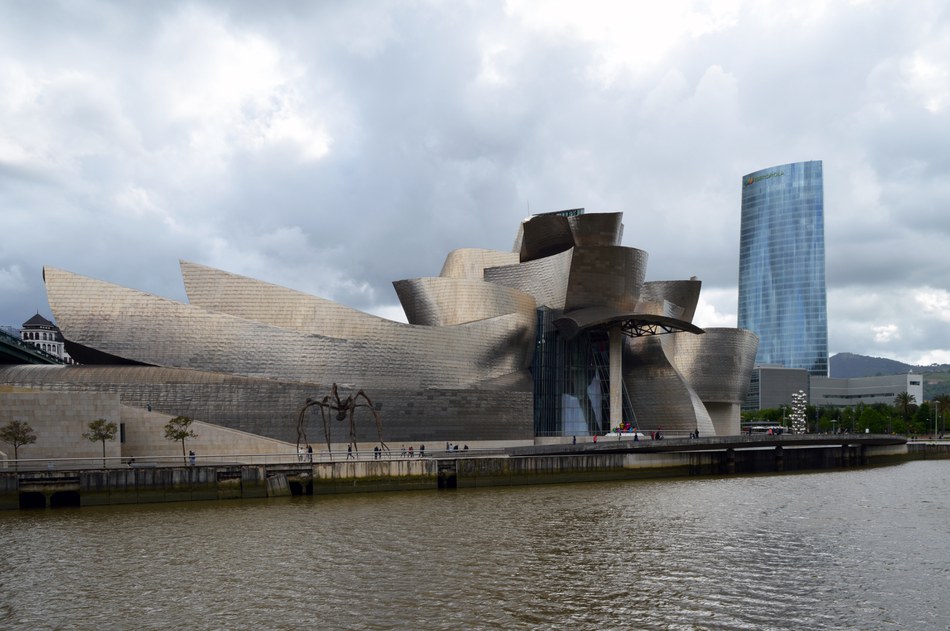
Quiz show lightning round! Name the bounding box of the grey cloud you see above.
[2,1,949,364]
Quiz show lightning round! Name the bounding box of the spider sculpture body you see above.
[296,383,387,457]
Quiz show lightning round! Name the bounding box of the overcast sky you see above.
[1,1,948,365]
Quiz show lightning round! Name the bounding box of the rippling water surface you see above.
[1,461,948,630]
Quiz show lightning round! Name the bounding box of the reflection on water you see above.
[1,461,948,630]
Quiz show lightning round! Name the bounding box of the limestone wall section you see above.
[120,406,295,461]
[0,388,122,464]
[0,369,535,445]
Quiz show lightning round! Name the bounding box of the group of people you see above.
[302,442,476,460]
[399,444,426,458]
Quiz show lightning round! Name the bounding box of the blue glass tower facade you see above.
[738,160,828,377]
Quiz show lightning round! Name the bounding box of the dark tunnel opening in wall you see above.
[19,492,47,509]
[50,490,81,508]
[288,480,313,496]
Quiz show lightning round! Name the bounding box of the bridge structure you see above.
[506,432,907,457]
[0,329,65,365]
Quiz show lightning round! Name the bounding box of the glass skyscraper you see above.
[738,160,828,377]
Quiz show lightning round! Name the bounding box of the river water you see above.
[1,460,948,630]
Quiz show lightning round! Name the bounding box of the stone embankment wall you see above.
[0,465,290,510]
[0,442,915,510]
[907,443,950,459]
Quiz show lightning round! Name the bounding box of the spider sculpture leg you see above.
[296,398,319,458]
[347,403,359,456]
[319,403,333,455]
[355,390,389,454]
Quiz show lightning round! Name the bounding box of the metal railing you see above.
[0,447,510,471]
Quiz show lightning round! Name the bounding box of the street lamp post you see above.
[935,400,939,439]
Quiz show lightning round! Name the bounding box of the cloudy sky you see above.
[1,1,948,365]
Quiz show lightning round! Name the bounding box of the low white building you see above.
[810,373,924,407]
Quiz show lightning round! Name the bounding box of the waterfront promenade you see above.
[3,434,944,510]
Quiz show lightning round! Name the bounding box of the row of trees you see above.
[743,392,950,436]
[0,416,198,468]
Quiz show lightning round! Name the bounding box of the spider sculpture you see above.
[296,383,388,458]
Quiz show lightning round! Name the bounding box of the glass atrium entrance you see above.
[532,307,637,437]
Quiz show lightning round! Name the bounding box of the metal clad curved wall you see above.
[663,328,760,404]
[639,280,701,322]
[518,214,574,262]
[44,268,534,389]
[439,249,520,280]
[181,261,379,338]
[393,277,537,327]
[568,212,624,246]
[483,249,573,309]
[563,246,647,313]
[651,328,758,436]
[664,328,759,403]
[623,334,715,436]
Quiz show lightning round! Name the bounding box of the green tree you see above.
[894,391,916,433]
[163,416,197,464]
[858,406,887,434]
[936,394,950,435]
[83,418,118,468]
[0,419,37,469]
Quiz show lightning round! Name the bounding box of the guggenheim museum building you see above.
[0,210,758,445]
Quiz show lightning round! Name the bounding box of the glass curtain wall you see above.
[738,160,828,377]
[534,308,635,436]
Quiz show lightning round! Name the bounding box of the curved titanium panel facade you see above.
[663,328,759,403]
[563,246,647,313]
[483,248,574,309]
[623,334,715,436]
[739,160,828,376]
[516,212,625,262]
[639,280,701,322]
[518,214,575,262]
[181,261,381,338]
[439,248,520,280]
[45,267,534,389]
[567,212,624,247]
[393,277,537,327]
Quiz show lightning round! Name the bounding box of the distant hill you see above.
[830,353,913,378]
